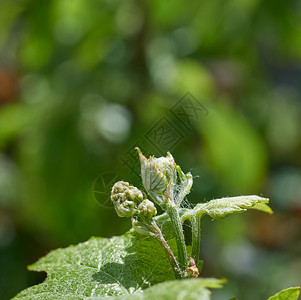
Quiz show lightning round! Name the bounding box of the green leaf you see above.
[193,196,271,219]
[267,287,300,300]
[99,278,225,300]
[13,233,224,300]
[13,234,175,299]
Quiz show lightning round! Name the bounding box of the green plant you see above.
[13,149,299,300]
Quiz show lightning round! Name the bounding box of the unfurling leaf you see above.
[135,148,192,208]
[175,165,193,205]
[136,147,169,197]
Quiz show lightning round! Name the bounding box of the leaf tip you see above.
[135,147,142,156]
[27,263,39,271]
[135,147,148,162]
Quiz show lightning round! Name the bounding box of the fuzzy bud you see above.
[136,148,176,201]
[136,147,193,207]
[138,199,157,219]
[111,181,143,218]
[152,155,176,183]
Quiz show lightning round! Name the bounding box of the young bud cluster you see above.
[138,199,157,219]
[111,181,159,237]
[111,181,143,217]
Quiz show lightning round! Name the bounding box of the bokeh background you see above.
[0,0,301,299]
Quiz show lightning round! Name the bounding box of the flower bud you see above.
[111,181,143,218]
[138,199,157,219]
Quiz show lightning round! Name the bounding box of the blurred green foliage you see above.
[0,0,300,299]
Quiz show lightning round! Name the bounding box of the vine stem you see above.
[190,214,201,265]
[167,205,187,271]
[150,221,182,279]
